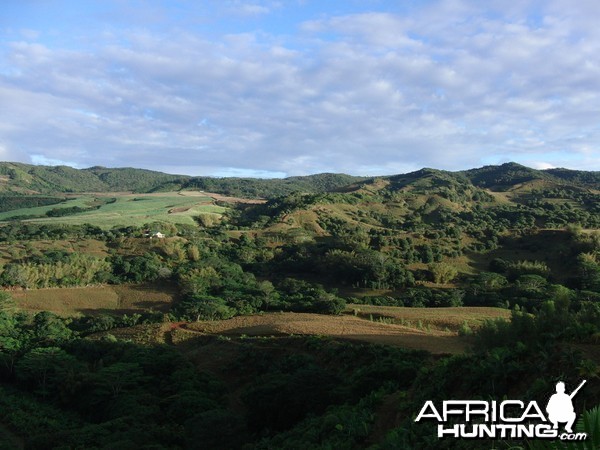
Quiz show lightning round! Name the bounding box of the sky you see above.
[1,0,599,177]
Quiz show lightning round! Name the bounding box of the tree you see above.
[515,274,547,293]
[0,264,27,287]
[577,253,600,291]
[314,293,346,315]
[178,295,235,321]
[187,245,201,262]
[421,244,434,263]
[0,310,26,377]
[16,347,79,398]
[32,311,73,345]
[0,292,15,314]
[428,262,458,284]
[470,272,508,295]
[93,362,146,398]
[179,266,221,296]
[258,280,279,311]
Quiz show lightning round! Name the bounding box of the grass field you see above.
[97,312,469,354]
[0,192,227,228]
[347,304,512,332]
[175,308,509,354]
[12,283,177,316]
[173,312,470,354]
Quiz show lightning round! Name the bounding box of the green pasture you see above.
[0,196,92,220]
[0,193,226,228]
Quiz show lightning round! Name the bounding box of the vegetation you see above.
[0,161,599,448]
[0,162,365,198]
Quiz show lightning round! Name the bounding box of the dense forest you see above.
[0,162,600,449]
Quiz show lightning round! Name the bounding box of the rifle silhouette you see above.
[569,380,586,400]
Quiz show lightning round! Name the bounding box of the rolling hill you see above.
[1,160,600,449]
[0,162,367,197]
[2,161,598,198]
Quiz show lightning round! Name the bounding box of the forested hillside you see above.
[1,161,600,449]
[1,160,598,198]
[0,162,366,198]
[0,163,187,194]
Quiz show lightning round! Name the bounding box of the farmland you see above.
[0,191,226,228]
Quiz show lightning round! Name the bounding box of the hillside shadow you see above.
[174,327,467,355]
[218,325,286,336]
[128,300,171,311]
[466,230,575,280]
[76,307,144,316]
[113,281,178,294]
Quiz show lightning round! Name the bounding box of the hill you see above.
[0,160,598,198]
[0,162,188,194]
[181,172,367,198]
[1,162,600,449]
[0,162,366,200]
[460,162,551,190]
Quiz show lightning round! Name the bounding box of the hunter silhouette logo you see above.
[415,379,588,441]
[546,380,586,433]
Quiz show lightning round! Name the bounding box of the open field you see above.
[171,312,470,354]
[12,283,177,316]
[0,192,227,228]
[9,279,511,354]
[348,304,512,332]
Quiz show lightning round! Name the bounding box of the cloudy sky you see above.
[1,0,599,177]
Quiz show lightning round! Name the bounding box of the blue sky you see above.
[1,0,599,177]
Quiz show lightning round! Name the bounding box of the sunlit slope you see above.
[0,192,225,228]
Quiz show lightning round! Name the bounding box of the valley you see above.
[0,161,599,449]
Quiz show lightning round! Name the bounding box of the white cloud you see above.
[230,4,271,16]
[1,0,600,176]
[30,154,81,168]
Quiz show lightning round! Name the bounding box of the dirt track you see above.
[180,312,468,354]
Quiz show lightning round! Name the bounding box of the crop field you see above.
[0,192,227,228]
[12,283,177,316]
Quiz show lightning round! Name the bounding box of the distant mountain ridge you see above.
[0,163,187,194]
[0,161,597,198]
[0,162,368,197]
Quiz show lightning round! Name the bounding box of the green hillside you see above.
[0,163,188,194]
[0,162,366,199]
[0,160,597,199]
[180,172,367,198]
[1,161,600,449]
